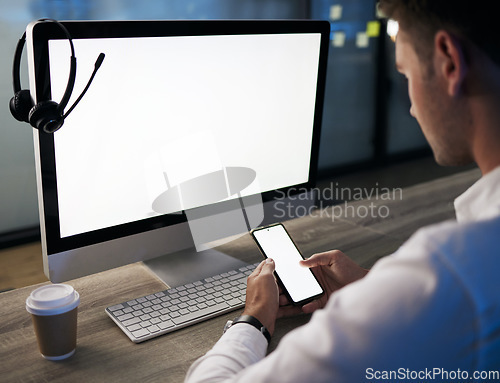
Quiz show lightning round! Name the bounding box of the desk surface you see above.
[0,169,480,383]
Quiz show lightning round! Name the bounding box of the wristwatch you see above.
[223,314,271,343]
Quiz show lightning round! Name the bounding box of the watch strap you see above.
[229,315,271,343]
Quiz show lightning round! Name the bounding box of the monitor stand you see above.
[143,247,249,288]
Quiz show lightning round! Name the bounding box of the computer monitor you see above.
[27,20,329,284]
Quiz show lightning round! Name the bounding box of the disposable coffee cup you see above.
[26,284,80,360]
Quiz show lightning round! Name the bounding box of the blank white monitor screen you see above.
[48,33,321,238]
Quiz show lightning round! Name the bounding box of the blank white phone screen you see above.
[253,225,323,303]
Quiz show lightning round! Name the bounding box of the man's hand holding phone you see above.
[279,250,369,317]
[251,224,324,306]
[242,258,279,336]
[245,224,369,332]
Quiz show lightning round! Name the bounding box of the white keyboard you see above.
[106,262,259,343]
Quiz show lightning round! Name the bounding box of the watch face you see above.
[223,320,234,334]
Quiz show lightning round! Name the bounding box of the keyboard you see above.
[105,262,260,343]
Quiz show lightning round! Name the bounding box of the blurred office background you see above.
[0,0,427,248]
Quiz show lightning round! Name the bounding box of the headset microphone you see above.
[63,53,105,120]
[10,19,105,134]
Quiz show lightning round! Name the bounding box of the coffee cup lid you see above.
[26,284,80,316]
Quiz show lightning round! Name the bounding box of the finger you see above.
[279,293,290,306]
[301,299,322,314]
[249,259,266,278]
[259,258,275,276]
[277,305,304,318]
[300,250,341,268]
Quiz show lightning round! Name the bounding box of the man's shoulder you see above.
[410,214,500,257]
[395,215,500,298]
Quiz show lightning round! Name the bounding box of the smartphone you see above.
[251,223,324,305]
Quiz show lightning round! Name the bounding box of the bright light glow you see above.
[387,19,399,41]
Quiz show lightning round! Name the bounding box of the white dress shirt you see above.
[185,167,500,383]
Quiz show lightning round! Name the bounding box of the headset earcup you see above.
[10,89,33,123]
[28,101,64,133]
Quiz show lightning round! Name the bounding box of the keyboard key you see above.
[171,302,229,325]
[148,325,160,333]
[140,320,152,328]
[150,318,161,325]
[158,320,174,330]
[132,328,150,338]
[127,324,142,332]
[117,313,134,322]
[108,304,124,312]
[227,298,242,307]
[123,317,141,327]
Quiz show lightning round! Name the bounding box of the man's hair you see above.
[378,0,499,66]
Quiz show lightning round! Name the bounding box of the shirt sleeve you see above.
[184,323,268,383]
[185,223,477,383]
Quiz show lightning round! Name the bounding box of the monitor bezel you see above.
[29,19,330,256]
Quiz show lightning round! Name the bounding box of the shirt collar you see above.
[455,166,500,223]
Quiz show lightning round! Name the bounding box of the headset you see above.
[10,19,104,134]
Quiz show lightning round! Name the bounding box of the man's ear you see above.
[434,30,468,96]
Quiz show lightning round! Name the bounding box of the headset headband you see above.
[12,19,76,115]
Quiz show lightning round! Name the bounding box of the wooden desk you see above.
[0,169,480,383]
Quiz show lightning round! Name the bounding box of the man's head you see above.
[378,0,500,68]
[378,0,500,168]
